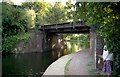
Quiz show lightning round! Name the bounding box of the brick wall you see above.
[90,28,104,69]
[14,31,64,53]
[90,28,96,57]
[96,35,104,70]
[14,31,44,53]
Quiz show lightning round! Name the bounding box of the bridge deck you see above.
[38,21,90,34]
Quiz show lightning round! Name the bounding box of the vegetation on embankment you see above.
[2,33,30,53]
[2,2,31,53]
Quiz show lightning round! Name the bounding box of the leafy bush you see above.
[2,33,30,53]
[2,2,31,53]
[2,2,30,37]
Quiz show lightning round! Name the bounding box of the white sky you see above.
[11,0,23,5]
[11,0,76,6]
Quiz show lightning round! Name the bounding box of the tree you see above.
[21,2,52,27]
[21,2,69,27]
[66,2,120,73]
[45,2,69,24]
[2,2,30,37]
[26,9,36,28]
[2,2,31,53]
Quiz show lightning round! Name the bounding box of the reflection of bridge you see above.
[39,21,90,34]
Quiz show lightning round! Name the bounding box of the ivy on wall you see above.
[2,33,30,53]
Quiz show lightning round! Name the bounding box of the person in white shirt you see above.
[103,45,114,61]
[102,39,114,77]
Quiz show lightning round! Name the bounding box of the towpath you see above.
[43,48,96,76]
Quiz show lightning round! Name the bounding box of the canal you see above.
[2,41,89,76]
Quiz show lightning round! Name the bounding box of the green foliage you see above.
[45,2,68,24]
[63,34,90,50]
[65,58,72,71]
[26,9,36,28]
[2,33,30,53]
[22,2,51,27]
[63,34,90,46]
[66,2,120,72]
[2,2,30,37]
[86,61,94,66]
[22,2,34,10]
[36,2,69,25]
[22,2,69,27]
[63,34,89,40]
[88,69,96,74]
[2,2,31,53]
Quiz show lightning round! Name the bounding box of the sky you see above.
[3,0,119,4]
[10,0,76,6]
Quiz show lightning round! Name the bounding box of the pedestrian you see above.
[102,39,114,77]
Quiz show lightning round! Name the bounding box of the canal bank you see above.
[43,48,96,76]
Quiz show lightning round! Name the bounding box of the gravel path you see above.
[43,53,75,75]
[43,48,96,76]
[65,48,96,75]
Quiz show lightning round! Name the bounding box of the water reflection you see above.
[58,51,61,58]
[2,41,89,76]
[3,52,54,76]
[64,41,89,55]
[67,42,71,48]
[63,49,67,54]
[51,51,55,56]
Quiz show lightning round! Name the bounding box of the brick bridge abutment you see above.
[15,29,104,70]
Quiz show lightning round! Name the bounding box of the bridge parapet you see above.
[39,21,90,34]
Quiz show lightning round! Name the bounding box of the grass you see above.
[111,71,120,75]
[98,70,120,75]
[88,69,96,74]
[86,61,94,66]
[64,58,72,76]
[65,58,72,71]
[86,61,96,74]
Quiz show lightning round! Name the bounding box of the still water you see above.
[2,41,89,76]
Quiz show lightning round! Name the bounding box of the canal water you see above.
[2,41,89,76]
